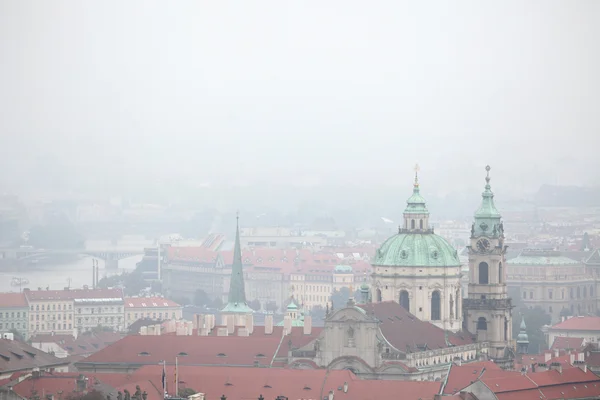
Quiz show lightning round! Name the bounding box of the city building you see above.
[463,166,515,368]
[24,289,75,336]
[125,297,182,326]
[30,331,122,360]
[239,226,328,250]
[0,292,29,340]
[507,249,594,321]
[371,170,463,331]
[546,316,600,348]
[74,288,125,334]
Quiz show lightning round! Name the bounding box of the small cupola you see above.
[402,164,430,232]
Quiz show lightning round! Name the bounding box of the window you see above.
[411,220,415,229]
[419,220,423,229]
[584,286,587,298]
[591,286,594,297]
[477,317,487,330]
[530,291,533,299]
[376,289,382,302]
[571,288,574,299]
[399,290,410,312]
[548,289,553,299]
[561,289,565,300]
[522,291,526,299]
[549,306,553,313]
[431,291,441,321]
[577,287,581,299]
[478,262,489,284]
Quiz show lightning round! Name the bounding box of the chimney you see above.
[283,315,292,335]
[265,314,274,335]
[578,352,585,362]
[328,390,334,400]
[209,314,216,330]
[245,313,254,335]
[554,348,559,358]
[194,314,203,330]
[544,352,551,362]
[237,328,249,337]
[187,321,193,335]
[343,382,348,393]
[76,375,87,392]
[303,315,312,335]
[155,324,162,335]
[217,327,228,336]
[227,315,235,335]
[140,326,148,335]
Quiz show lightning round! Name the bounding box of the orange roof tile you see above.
[551,316,600,331]
[0,292,27,307]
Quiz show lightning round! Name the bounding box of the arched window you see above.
[411,220,415,229]
[376,288,382,302]
[419,219,423,229]
[399,290,410,312]
[577,287,581,299]
[478,262,489,284]
[431,291,441,321]
[477,317,487,330]
[498,262,503,283]
[584,286,587,298]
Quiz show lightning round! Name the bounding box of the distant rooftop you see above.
[508,249,580,266]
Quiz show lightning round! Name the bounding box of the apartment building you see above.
[0,292,29,340]
[73,288,125,334]
[125,297,182,327]
[24,289,74,336]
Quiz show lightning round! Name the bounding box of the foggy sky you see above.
[1,1,599,200]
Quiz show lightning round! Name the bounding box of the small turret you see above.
[516,314,529,354]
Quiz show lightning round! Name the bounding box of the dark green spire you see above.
[221,214,253,314]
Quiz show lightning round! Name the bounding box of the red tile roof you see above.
[24,288,123,301]
[358,301,475,351]
[77,335,282,367]
[166,247,219,263]
[551,336,585,350]
[443,361,503,394]
[0,292,27,308]
[127,365,442,400]
[551,316,600,331]
[30,332,123,356]
[0,339,68,374]
[125,297,181,309]
[10,373,93,398]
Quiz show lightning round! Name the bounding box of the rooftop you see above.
[357,301,475,352]
[0,339,68,374]
[125,297,181,309]
[551,316,600,331]
[0,292,27,308]
[508,250,580,266]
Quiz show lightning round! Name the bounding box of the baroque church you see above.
[217,166,515,380]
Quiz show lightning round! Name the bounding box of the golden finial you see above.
[414,163,420,186]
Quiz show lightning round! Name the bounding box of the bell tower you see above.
[463,166,514,367]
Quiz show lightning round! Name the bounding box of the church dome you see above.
[373,169,459,268]
[373,232,460,267]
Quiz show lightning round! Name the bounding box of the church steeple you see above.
[472,165,502,238]
[402,164,430,232]
[516,314,529,354]
[221,214,253,315]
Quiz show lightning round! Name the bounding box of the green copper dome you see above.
[404,184,428,215]
[374,233,460,267]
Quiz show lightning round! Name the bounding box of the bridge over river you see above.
[0,238,156,269]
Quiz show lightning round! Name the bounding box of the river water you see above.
[0,255,142,293]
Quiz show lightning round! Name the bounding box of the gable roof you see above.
[125,297,180,308]
[442,361,503,395]
[0,292,27,308]
[551,336,584,350]
[551,316,600,331]
[585,248,600,265]
[0,339,68,374]
[124,365,442,400]
[77,335,282,367]
[357,301,475,352]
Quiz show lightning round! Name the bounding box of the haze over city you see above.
[1,2,600,400]
[1,1,599,204]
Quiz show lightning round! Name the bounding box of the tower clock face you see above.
[476,238,491,253]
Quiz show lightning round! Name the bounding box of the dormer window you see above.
[217,353,226,357]
[138,351,150,356]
